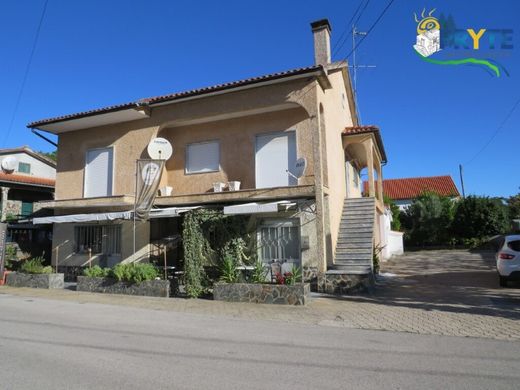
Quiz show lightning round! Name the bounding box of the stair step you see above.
[336,247,372,253]
[334,261,372,267]
[337,237,372,242]
[339,221,374,229]
[339,227,373,233]
[335,256,372,261]
[338,234,373,240]
[343,207,374,213]
[336,240,372,251]
[330,265,372,274]
[342,210,374,218]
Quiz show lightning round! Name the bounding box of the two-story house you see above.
[0,146,55,261]
[29,19,387,293]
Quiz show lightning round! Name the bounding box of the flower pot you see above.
[228,181,241,191]
[159,186,173,196]
[213,182,225,192]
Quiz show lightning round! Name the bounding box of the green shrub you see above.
[249,259,267,284]
[373,244,383,274]
[83,265,111,278]
[219,254,239,283]
[384,195,401,231]
[20,257,52,274]
[284,265,302,286]
[451,196,509,240]
[403,191,455,246]
[508,192,520,220]
[112,263,158,284]
[4,245,17,270]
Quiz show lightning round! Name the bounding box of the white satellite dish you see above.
[1,156,17,172]
[293,157,307,178]
[147,138,173,160]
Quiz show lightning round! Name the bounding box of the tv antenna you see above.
[350,26,376,120]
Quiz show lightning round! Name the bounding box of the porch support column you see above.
[376,153,383,202]
[0,187,9,222]
[365,141,375,197]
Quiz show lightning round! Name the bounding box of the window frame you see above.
[184,140,221,175]
[254,130,297,188]
[256,218,301,266]
[74,224,122,255]
[18,162,31,174]
[83,146,115,198]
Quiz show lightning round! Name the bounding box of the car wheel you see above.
[499,276,508,287]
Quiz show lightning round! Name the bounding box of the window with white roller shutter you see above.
[84,147,113,197]
[185,141,220,174]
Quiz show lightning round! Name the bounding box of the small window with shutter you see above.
[84,148,113,198]
[185,141,220,174]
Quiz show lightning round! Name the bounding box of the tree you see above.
[451,196,509,239]
[402,192,455,246]
[38,150,57,162]
[508,191,520,220]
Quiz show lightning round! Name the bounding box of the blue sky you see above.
[0,0,518,197]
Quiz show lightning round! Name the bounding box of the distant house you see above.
[0,146,56,261]
[364,175,460,210]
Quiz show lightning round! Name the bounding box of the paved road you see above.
[1,293,519,390]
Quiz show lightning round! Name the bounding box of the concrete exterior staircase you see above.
[332,197,376,275]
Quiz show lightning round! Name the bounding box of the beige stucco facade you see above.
[32,17,388,278]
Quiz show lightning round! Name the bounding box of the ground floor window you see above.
[257,219,300,265]
[74,225,121,255]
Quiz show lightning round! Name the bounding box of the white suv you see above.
[496,235,520,287]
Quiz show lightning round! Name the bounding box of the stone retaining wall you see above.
[320,271,374,295]
[6,272,64,289]
[214,282,310,305]
[77,276,170,298]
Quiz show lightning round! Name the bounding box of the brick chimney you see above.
[311,19,332,65]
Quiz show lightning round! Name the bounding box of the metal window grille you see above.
[258,220,300,263]
[74,225,121,255]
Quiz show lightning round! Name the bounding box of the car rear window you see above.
[507,240,520,252]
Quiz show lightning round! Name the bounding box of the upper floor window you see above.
[185,140,220,174]
[18,162,31,174]
[84,147,113,197]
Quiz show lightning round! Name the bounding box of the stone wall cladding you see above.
[6,272,64,289]
[214,282,310,305]
[320,271,374,295]
[303,266,319,291]
[77,276,170,298]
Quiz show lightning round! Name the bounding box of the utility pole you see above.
[459,164,466,198]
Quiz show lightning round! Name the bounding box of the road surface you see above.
[0,292,519,389]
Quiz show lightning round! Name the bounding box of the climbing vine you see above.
[182,209,254,298]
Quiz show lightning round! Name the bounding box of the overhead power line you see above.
[340,0,395,62]
[465,96,520,165]
[332,0,370,57]
[2,0,49,147]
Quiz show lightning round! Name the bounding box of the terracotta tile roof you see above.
[363,175,460,200]
[27,65,323,128]
[342,125,387,163]
[0,172,55,188]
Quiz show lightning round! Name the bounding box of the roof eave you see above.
[27,66,325,134]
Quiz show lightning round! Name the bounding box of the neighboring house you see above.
[28,19,388,293]
[0,146,56,260]
[364,175,460,210]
